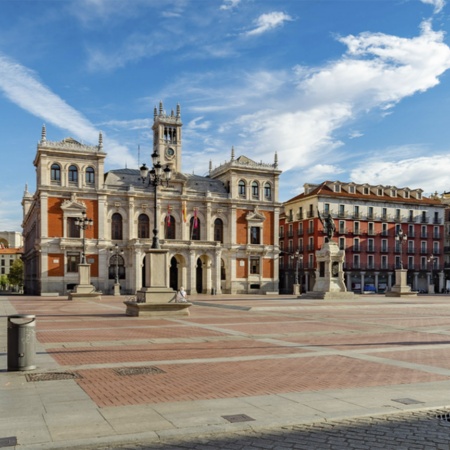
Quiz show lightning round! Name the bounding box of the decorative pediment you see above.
[236,155,257,165]
[61,193,86,212]
[245,206,266,223]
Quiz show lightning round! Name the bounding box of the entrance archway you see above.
[170,257,178,291]
[196,258,203,294]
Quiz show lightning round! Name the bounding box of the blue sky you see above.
[1,0,450,232]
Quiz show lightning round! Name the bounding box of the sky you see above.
[1,0,450,232]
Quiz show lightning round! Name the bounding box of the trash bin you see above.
[7,315,36,371]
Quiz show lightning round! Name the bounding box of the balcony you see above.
[420,233,428,239]
[297,228,304,236]
[433,233,441,239]
[421,216,429,224]
[307,211,314,218]
[296,212,304,220]
[407,216,416,223]
[433,218,442,225]
[307,244,315,251]
[308,228,314,235]
[337,210,347,218]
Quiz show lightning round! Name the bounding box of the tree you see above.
[0,274,8,290]
[8,259,24,290]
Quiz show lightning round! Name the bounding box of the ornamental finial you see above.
[41,124,46,143]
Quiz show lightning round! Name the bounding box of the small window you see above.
[214,218,223,243]
[68,165,78,183]
[138,214,150,239]
[67,253,80,273]
[264,182,272,200]
[112,213,123,240]
[250,226,261,244]
[67,218,81,238]
[86,167,95,184]
[348,186,355,194]
[252,181,259,199]
[51,163,61,182]
[334,184,341,192]
[363,187,369,195]
[238,180,246,197]
[250,257,260,274]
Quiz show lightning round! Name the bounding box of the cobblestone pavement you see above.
[89,408,450,450]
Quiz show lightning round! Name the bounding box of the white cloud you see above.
[0,53,136,168]
[245,12,293,36]
[303,164,345,181]
[296,21,450,111]
[420,0,446,13]
[350,154,450,194]
[235,20,450,172]
[220,0,241,11]
[187,116,211,130]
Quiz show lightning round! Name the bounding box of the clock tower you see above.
[152,101,183,174]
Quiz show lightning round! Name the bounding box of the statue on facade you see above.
[318,209,336,242]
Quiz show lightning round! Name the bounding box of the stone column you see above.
[413,272,419,292]
[374,272,379,292]
[189,249,196,294]
[360,271,365,292]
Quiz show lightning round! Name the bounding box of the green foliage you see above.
[0,274,8,289]
[8,259,24,287]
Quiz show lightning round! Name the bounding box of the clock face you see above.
[166,147,175,158]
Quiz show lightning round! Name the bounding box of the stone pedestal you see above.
[428,284,435,294]
[292,284,300,296]
[385,269,417,297]
[69,263,102,301]
[300,240,356,300]
[127,249,191,316]
[113,283,121,296]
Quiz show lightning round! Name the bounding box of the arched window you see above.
[252,181,259,199]
[165,215,176,239]
[214,218,223,243]
[68,165,78,183]
[138,214,150,239]
[86,167,95,184]
[111,213,123,240]
[238,180,246,197]
[51,163,61,182]
[190,216,201,241]
[108,254,125,280]
[264,182,272,200]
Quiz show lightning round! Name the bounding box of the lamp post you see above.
[75,210,93,264]
[428,254,437,294]
[290,251,304,295]
[395,228,407,270]
[110,244,124,283]
[110,244,124,296]
[140,151,172,249]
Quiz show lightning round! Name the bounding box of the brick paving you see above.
[5,293,450,448]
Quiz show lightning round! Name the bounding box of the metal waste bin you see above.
[7,315,36,371]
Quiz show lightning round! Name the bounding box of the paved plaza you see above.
[2,293,450,449]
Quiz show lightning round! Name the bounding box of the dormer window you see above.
[391,189,397,197]
[404,191,410,199]
[334,184,341,193]
[377,188,383,196]
[348,186,355,194]
[363,187,369,195]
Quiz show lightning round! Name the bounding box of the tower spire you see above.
[98,131,103,150]
[231,146,235,161]
[41,124,46,143]
[274,151,278,168]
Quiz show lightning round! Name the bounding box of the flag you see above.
[193,208,198,229]
[182,202,187,223]
[166,205,171,226]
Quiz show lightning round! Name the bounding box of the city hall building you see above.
[22,103,282,296]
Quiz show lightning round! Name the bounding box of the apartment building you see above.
[279,181,446,294]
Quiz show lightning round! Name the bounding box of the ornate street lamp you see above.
[290,251,304,294]
[428,254,437,293]
[110,244,124,285]
[140,151,172,249]
[75,210,93,264]
[395,228,407,270]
